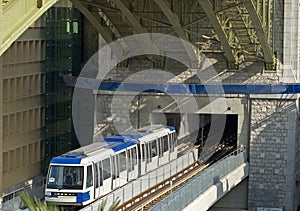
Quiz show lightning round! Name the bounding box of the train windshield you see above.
[47,165,84,190]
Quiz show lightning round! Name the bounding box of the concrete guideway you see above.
[151,146,248,211]
[182,163,248,211]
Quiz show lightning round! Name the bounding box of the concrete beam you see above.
[198,0,237,67]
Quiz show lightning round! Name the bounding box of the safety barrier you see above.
[150,146,247,211]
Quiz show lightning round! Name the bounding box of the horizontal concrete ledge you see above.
[249,94,299,100]
[182,162,249,211]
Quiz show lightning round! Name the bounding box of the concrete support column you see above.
[248,96,297,211]
[0,2,3,51]
[282,0,299,82]
[0,56,3,205]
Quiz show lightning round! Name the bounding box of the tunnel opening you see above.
[152,112,238,161]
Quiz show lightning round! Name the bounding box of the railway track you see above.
[117,149,231,211]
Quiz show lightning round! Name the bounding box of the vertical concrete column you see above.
[0,56,3,204]
[0,2,3,51]
[282,0,300,82]
[248,96,297,211]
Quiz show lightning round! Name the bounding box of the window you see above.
[170,133,175,152]
[102,158,111,180]
[163,135,169,152]
[119,152,126,172]
[158,138,163,158]
[95,163,100,188]
[141,144,146,162]
[146,143,151,163]
[86,165,93,188]
[132,147,137,165]
[113,156,119,179]
[46,165,84,190]
[73,22,79,34]
[151,140,157,157]
[127,150,133,172]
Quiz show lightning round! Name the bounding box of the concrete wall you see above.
[209,178,248,211]
[248,96,297,211]
[0,17,45,200]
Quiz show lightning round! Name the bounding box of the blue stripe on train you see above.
[165,126,175,131]
[51,154,86,164]
[76,191,90,203]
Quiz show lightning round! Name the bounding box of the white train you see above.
[45,125,177,206]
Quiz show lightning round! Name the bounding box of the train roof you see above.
[50,125,175,165]
[50,136,137,165]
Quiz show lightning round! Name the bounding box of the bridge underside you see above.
[1,0,275,70]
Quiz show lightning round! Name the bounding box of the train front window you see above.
[47,165,84,189]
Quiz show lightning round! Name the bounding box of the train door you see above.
[140,144,146,175]
[84,165,94,204]
[101,158,112,196]
[146,139,159,172]
[127,147,138,181]
[94,163,101,199]
[112,155,119,189]
[112,151,127,189]
[118,151,127,186]
[170,132,177,160]
[158,135,170,166]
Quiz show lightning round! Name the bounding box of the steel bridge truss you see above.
[73,0,275,70]
[0,0,275,70]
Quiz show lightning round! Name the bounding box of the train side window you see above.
[127,149,132,172]
[146,143,151,163]
[141,144,145,162]
[119,152,126,172]
[158,138,163,158]
[95,163,99,188]
[163,135,169,152]
[151,140,157,157]
[170,134,174,152]
[102,158,111,180]
[114,156,119,178]
[132,147,137,165]
[99,163,103,186]
[86,165,93,188]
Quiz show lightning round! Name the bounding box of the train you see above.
[45,125,178,206]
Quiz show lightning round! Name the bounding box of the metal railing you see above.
[1,176,45,211]
[80,150,197,211]
[150,146,248,211]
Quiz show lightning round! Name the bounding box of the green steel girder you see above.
[111,0,147,34]
[72,0,126,59]
[107,0,159,54]
[72,0,114,43]
[153,0,199,66]
[153,0,189,41]
[243,0,275,69]
[198,0,238,67]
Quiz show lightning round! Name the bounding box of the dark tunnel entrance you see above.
[152,112,238,160]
